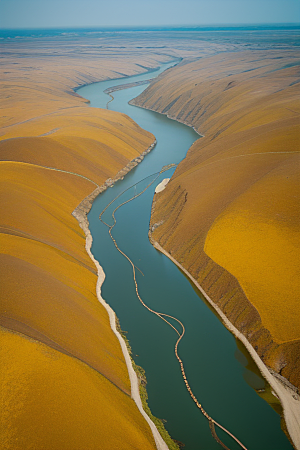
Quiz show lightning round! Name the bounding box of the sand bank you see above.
[72,140,169,450]
[155,178,170,193]
[149,237,300,449]
[104,79,152,94]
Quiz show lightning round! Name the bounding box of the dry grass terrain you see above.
[1,162,162,449]
[1,324,159,450]
[2,30,234,449]
[0,34,174,450]
[134,50,300,390]
[1,29,299,448]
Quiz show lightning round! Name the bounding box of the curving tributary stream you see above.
[77,62,293,450]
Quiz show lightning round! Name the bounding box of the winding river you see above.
[77,62,292,450]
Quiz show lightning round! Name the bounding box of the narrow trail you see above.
[1,160,99,187]
[99,168,248,450]
[37,164,99,186]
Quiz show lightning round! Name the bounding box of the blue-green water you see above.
[77,64,292,450]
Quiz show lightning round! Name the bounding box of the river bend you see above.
[77,62,292,450]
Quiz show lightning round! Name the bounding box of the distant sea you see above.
[0,24,300,40]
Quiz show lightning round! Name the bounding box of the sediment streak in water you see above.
[99,168,248,450]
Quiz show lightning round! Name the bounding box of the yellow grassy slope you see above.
[0,49,158,448]
[205,155,300,344]
[1,38,163,448]
[1,326,156,450]
[0,45,172,130]
[0,108,154,185]
[0,161,158,449]
[141,51,300,388]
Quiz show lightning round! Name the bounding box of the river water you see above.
[77,63,292,450]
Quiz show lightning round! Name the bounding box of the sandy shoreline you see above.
[72,140,169,450]
[149,237,300,449]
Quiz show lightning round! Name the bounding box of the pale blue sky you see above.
[0,0,299,29]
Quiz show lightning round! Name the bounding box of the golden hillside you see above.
[2,30,299,448]
[0,152,159,450]
[0,36,166,449]
[134,51,300,390]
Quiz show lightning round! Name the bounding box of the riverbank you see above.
[133,48,300,400]
[129,48,300,449]
[149,231,300,448]
[4,28,297,449]
[1,35,166,446]
[80,53,296,449]
[104,79,153,95]
[72,139,179,450]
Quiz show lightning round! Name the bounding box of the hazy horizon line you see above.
[1,22,299,31]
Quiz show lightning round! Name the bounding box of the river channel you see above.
[77,62,292,450]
